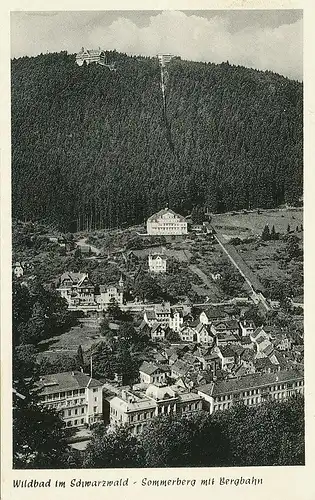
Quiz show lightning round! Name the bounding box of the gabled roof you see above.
[151,321,164,333]
[212,319,239,330]
[36,371,102,395]
[254,357,275,370]
[229,344,245,357]
[60,272,87,285]
[139,361,163,376]
[149,253,167,260]
[77,48,104,57]
[171,359,192,376]
[251,326,266,340]
[147,208,186,223]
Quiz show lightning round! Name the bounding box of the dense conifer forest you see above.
[11,50,303,231]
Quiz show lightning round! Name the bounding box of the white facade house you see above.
[139,361,169,385]
[56,272,96,309]
[147,208,187,236]
[169,310,184,332]
[148,253,167,273]
[36,371,103,428]
[179,326,196,343]
[97,277,124,310]
[239,320,256,337]
[13,262,24,278]
[144,302,171,328]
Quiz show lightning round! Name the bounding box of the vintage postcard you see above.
[1,0,314,499]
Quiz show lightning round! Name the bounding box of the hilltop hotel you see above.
[147,208,187,235]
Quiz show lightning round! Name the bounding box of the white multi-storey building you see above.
[148,253,167,273]
[35,371,103,428]
[97,276,124,310]
[197,370,304,414]
[56,272,96,309]
[110,384,202,434]
[157,54,175,67]
[76,47,106,66]
[147,208,187,236]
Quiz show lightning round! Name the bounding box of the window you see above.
[74,420,78,425]
[73,390,78,396]
[81,418,84,424]
[67,391,72,397]
[93,388,98,393]
[81,408,85,414]
[80,389,85,395]
[60,392,65,398]
[74,399,78,404]
[93,406,97,413]
[68,410,71,416]
[94,397,98,402]
[74,409,78,415]
[67,421,72,427]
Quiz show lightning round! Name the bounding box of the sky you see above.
[11,10,303,80]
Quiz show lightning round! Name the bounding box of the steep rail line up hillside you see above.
[11,51,303,231]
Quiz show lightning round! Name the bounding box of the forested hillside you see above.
[11,50,303,231]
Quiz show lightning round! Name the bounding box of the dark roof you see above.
[254,357,275,369]
[200,308,229,319]
[198,369,303,397]
[145,309,156,320]
[241,336,252,345]
[36,371,102,395]
[219,346,236,358]
[212,319,239,330]
[262,344,274,357]
[252,326,265,339]
[171,359,191,376]
[229,344,245,357]
[139,361,165,375]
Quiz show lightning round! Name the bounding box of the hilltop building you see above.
[35,371,103,428]
[76,47,106,66]
[157,54,176,67]
[147,208,187,235]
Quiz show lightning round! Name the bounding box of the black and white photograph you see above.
[9,8,305,473]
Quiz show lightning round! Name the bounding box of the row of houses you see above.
[56,272,124,310]
[28,366,303,435]
[109,367,303,434]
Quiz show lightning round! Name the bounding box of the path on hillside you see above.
[189,264,214,289]
[214,233,270,312]
[76,238,101,256]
